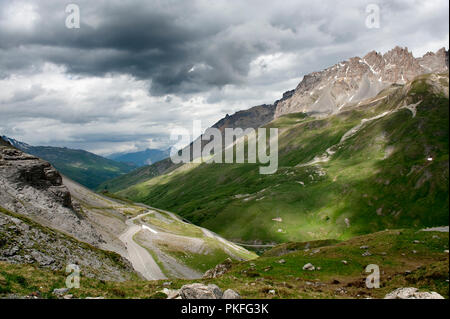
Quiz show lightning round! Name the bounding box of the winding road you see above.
[119,212,167,280]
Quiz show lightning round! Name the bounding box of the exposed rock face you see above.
[0,140,103,246]
[0,208,134,281]
[384,287,445,299]
[212,104,276,133]
[203,257,233,279]
[274,47,449,117]
[0,147,72,208]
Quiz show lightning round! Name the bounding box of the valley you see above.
[114,73,450,245]
[0,46,448,300]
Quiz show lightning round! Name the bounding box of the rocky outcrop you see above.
[384,287,445,299]
[0,140,103,246]
[212,104,276,133]
[274,47,449,117]
[0,207,135,281]
[203,258,233,279]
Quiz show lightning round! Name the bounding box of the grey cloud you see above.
[0,0,448,154]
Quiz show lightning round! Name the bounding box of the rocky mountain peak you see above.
[274,46,448,118]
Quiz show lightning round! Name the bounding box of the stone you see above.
[179,283,223,299]
[223,289,241,299]
[362,251,372,257]
[277,259,286,264]
[63,294,73,299]
[53,288,70,296]
[360,245,369,250]
[341,260,348,265]
[384,287,444,299]
[303,263,315,271]
[203,258,233,279]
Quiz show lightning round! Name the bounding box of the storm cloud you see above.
[0,0,448,154]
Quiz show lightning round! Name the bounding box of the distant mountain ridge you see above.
[108,148,170,167]
[1,136,136,189]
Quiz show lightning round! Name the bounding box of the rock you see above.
[263,266,272,272]
[162,288,180,299]
[413,240,421,244]
[360,245,369,250]
[303,263,315,271]
[341,260,348,265]
[362,251,372,257]
[203,258,233,279]
[63,294,73,299]
[53,288,70,296]
[277,259,286,264]
[268,290,276,295]
[163,281,172,286]
[85,297,105,299]
[384,288,445,299]
[179,283,223,299]
[223,289,241,299]
[444,250,449,254]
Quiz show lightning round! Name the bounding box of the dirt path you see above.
[119,212,167,280]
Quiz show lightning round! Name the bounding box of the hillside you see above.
[2,227,447,299]
[2,137,136,189]
[115,73,449,244]
[0,137,256,284]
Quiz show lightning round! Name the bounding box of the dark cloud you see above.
[0,0,448,153]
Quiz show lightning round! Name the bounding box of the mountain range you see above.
[0,46,448,299]
[102,47,449,245]
[107,148,170,167]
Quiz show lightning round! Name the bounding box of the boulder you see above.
[222,289,241,299]
[203,258,233,279]
[303,263,315,271]
[179,283,223,299]
[52,288,70,296]
[384,287,444,299]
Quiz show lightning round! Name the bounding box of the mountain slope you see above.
[2,137,136,189]
[100,47,448,194]
[0,137,256,281]
[115,73,449,244]
[98,104,277,193]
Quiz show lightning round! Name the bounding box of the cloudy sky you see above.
[0,0,448,155]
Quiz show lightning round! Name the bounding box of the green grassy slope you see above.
[1,228,447,299]
[115,74,449,244]
[98,158,178,193]
[20,145,136,189]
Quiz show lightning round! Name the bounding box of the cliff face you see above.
[274,47,449,118]
[0,138,103,246]
[212,104,276,132]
